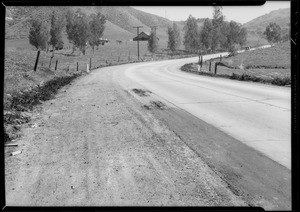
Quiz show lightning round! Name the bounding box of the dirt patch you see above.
[142,101,166,110]
[150,101,166,110]
[132,88,152,97]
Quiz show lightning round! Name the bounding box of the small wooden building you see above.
[133,32,150,41]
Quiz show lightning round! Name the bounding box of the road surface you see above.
[115,55,291,169]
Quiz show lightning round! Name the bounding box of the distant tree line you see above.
[166,6,247,53]
[183,6,247,53]
[166,7,289,53]
[29,9,106,55]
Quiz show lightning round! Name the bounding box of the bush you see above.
[271,77,291,86]
[230,73,262,82]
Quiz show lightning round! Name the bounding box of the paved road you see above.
[115,55,291,169]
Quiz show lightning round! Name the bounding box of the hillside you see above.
[243,8,290,34]
[241,8,290,47]
[5,6,172,42]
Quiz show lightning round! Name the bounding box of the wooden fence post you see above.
[220,54,222,62]
[49,52,54,68]
[90,58,92,69]
[214,62,218,75]
[55,60,58,70]
[200,55,203,67]
[34,50,40,71]
[209,61,211,73]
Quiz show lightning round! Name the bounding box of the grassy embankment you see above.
[180,42,291,86]
[4,38,196,142]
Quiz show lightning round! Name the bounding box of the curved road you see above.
[114,55,291,169]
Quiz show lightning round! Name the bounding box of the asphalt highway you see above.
[116,54,291,169]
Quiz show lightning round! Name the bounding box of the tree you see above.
[183,15,200,53]
[65,9,89,55]
[211,6,227,52]
[49,10,64,51]
[212,6,224,27]
[238,27,247,46]
[264,23,281,44]
[88,12,106,54]
[167,22,181,52]
[29,19,50,51]
[200,18,213,52]
[65,9,76,53]
[148,30,159,53]
[226,21,241,50]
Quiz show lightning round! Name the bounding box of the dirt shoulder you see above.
[150,106,291,210]
[5,65,246,207]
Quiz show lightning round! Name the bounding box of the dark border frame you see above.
[1,0,298,211]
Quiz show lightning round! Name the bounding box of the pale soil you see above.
[5,67,246,206]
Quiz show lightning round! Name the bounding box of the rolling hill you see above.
[5,6,173,42]
[242,8,290,33]
[242,8,290,47]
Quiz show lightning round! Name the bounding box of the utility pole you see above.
[133,26,143,60]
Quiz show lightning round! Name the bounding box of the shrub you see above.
[271,77,291,86]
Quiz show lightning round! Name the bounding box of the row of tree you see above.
[166,7,288,53]
[181,6,247,53]
[29,9,106,55]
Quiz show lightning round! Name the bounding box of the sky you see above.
[132,1,290,24]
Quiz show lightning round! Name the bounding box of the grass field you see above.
[224,42,290,69]
[181,41,291,86]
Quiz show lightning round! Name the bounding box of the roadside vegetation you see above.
[180,41,290,86]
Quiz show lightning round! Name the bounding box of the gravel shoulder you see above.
[5,65,247,206]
